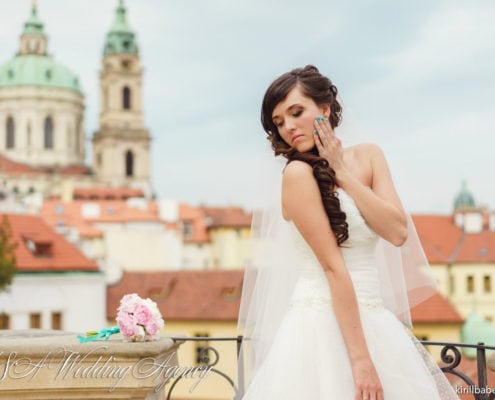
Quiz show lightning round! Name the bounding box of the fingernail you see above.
[316,116,326,121]
[313,130,318,135]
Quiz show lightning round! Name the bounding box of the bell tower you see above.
[92,0,151,195]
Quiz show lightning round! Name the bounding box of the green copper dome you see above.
[22,2,44,35]
[103,0,139,56]
[461,304,495,359]
[454,181,475,211]
[0,55,81,93]
[0,3,82,94]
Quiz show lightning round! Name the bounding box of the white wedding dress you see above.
[241,188,459,399]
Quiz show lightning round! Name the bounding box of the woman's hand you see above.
[351,357,384,400]
[313,116,345,173]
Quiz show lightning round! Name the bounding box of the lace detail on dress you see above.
[289,297,384,312]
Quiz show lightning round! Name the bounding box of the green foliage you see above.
[0,216,17,292]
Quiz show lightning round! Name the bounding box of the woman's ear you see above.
[321,104,331,118]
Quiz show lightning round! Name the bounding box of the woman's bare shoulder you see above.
[283,160,313,178]
[346,142,383,157]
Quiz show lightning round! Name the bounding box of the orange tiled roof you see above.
[0,154,90,176]
[107,270,243,321]
[2,214,98,272]
[0,154,39,174]
[202,206,252,228]
[411,292,464,324]
[412,214,495,263]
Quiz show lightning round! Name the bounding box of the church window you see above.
[44,116,54,149]
[125,150,134,177]
[67,123,72,149]
[6,116,14,149]
[122,60,131,70]
[75,119,81,153]
[123,86,131,110]
[7,69,13,80]
[27,122,31,147]
[45,69,52,80]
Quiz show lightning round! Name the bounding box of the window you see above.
[6,116,14,149]
[183,221,193,238]
[121,60,132,70]
[44,116,53,149]
[484,275,491,293]
[125,150,134,177]
[24,236,53,257]
[67,123,72,149]
[26,122,31,147]
[75,119,81,153]
[194,332,210,364]
[30,313,41,328]
[467,275,474,293]
[123,86,131,110]
[0,313,10,329]
[52,312,62,330]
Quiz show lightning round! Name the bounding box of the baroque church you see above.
[0,1,152,200]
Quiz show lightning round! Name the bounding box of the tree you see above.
[0,215,17,292]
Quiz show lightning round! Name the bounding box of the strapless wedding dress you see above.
[242,188,459,399]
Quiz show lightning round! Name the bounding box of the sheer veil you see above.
[234,101,440,398]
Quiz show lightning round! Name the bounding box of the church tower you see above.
[92,0,151,194]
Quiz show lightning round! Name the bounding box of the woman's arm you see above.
[282,160,383,400]
[313,117,407,246]
[336,143,407,246]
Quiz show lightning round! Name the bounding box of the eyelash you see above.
[275,109,303,128]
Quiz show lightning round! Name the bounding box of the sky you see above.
[1,0,494,213]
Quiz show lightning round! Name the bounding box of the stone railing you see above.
[0,329,183,400]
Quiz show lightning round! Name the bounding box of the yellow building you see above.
[107,270,242,400]
[413,183,495,323]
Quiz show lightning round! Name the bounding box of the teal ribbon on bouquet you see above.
[77,325,120,343]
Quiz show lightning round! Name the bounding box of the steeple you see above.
[103,0,138,56]
[93,0,151,196]
[19,1,48,55]
[454,180,475,211]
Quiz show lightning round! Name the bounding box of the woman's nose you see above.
[285,119,296,131]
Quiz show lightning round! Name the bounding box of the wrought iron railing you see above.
[165,337,495,399]
[421,341,495,400]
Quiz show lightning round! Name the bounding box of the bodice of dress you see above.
[288,188,383,310]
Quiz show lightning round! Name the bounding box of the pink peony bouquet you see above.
[116,293,165,342]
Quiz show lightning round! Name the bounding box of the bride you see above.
[236,65,459,399]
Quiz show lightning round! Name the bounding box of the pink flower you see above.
[116,293,165,342]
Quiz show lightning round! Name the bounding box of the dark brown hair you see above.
[261,65,348,245]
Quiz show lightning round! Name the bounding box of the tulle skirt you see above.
[242,301,459,399]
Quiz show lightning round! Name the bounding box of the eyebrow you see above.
[272,104,302,121]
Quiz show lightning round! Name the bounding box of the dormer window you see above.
[24,236,53,257]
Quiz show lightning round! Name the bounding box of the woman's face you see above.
[271,85,330,152]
